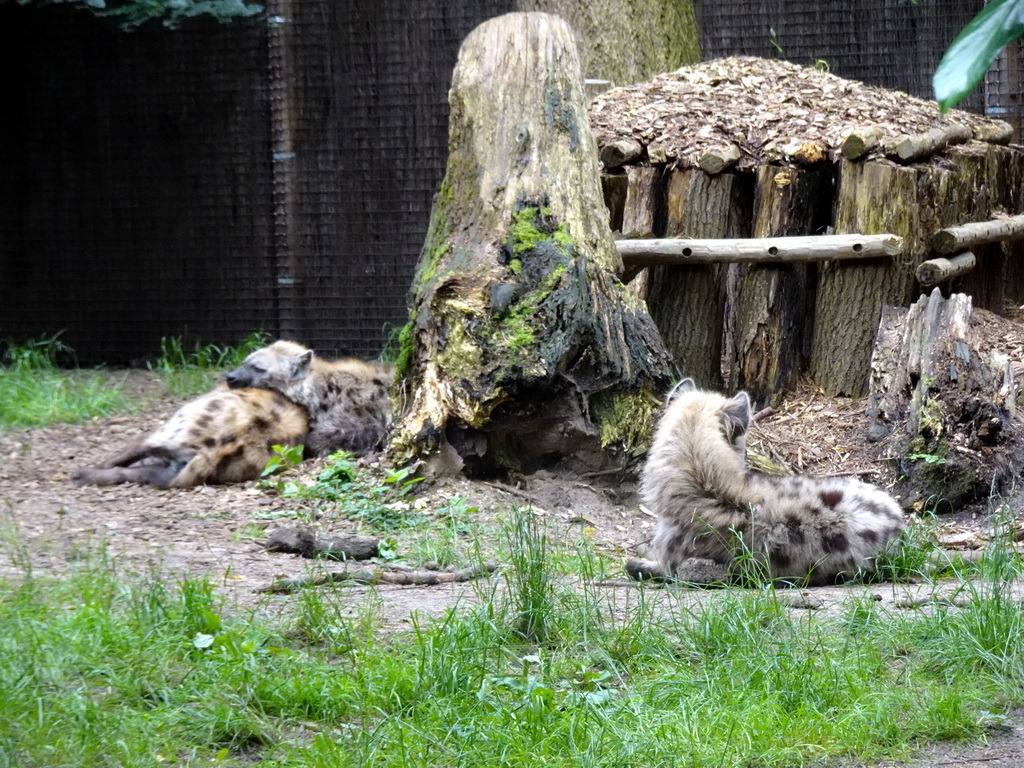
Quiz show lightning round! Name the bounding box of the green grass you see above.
[2,512,1022,768]
[148,332,271,398]
[0,335,131,429]
[0,332,272,430]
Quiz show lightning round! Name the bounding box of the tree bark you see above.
[730,165,823,402]
[390,13,675,476]
[811,160,942,396]
[644,168,752,389]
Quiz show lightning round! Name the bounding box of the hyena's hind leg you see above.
[70,460,185,488]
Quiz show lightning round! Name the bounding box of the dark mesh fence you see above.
[694,0,987,114]
[0,5,277,365]
[0,1,511,365]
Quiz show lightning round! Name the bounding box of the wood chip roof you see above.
[589,56,1011,169]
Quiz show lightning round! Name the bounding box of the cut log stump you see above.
[389,12,676,477]
[866,289,1021,510]
[730,164,823,402]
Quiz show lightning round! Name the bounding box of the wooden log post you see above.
[841,126,885,161]
[888,124,972,164]
[644,168,752,389]
[916,251,977,287]
[931,212,1024,253]
[619,165,663,290]
[389,13,676,476]
[811,160,943,396]
[729,165,824,403]
[940,147,1008,311]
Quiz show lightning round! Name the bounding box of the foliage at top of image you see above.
[12,0,262,29]
[934,0,1024,111]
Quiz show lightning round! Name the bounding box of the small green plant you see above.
[814,58,831,73]
[907,452,947,466]
[768,26,784,54]
[261,444,305,477]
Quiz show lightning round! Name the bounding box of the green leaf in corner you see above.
[934,0,1024,112]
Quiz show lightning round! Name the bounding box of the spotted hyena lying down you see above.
[71,387,308,489]
[72,340,394,489]
[628,379,905,586]
[225,340,394,457]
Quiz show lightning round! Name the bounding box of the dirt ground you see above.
[2,372,1024,767]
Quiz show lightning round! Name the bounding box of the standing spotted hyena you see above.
[225,340,393,457]
[71,387,308,489]
[631,379,905,585]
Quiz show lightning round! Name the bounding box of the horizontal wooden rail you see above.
[615,233,903,266]
[916,251,976,287]
[931,213,1024,254]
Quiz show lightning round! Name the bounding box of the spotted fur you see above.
[638,379,905,585]
[225,340,393,457]
[71,387,308,489]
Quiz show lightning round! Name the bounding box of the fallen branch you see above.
[258,560,499,593]
[888,123,971,164]
[841,125,885,160]
[264,526,381,561]
[931,213,1024,254]
[616,233,902,266]
[916,251,976,286]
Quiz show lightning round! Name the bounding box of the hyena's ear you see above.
[289,350,314,380]
[722,391,751,444]
[666,378,696,403]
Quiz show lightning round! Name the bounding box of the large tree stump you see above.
[866,289,1021,510]
[390,13,676,476]
[811,160,942,396]
[729,165,823,402]
[644,168,751,388]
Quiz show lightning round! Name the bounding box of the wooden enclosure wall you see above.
[605,146,1024,401]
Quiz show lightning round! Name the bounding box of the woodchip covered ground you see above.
[589,55,1008,168]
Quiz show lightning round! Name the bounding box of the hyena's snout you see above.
[225,367,251,389]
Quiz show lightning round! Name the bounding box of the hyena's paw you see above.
[70,467,100,486]
[625,558,669,582]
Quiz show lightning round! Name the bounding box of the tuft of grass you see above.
[501,506,558,642]
[0,334,131,429]
[149,332,270,397]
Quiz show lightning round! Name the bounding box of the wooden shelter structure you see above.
[590,56,1024,401]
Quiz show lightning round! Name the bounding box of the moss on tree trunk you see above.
[390,13,675,476]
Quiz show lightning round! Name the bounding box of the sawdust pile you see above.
[589,56,1009,170]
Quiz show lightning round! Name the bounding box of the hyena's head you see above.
[662,378,752,458]
[226,340,314,391]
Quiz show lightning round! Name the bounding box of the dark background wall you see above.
[0,1,510,364]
